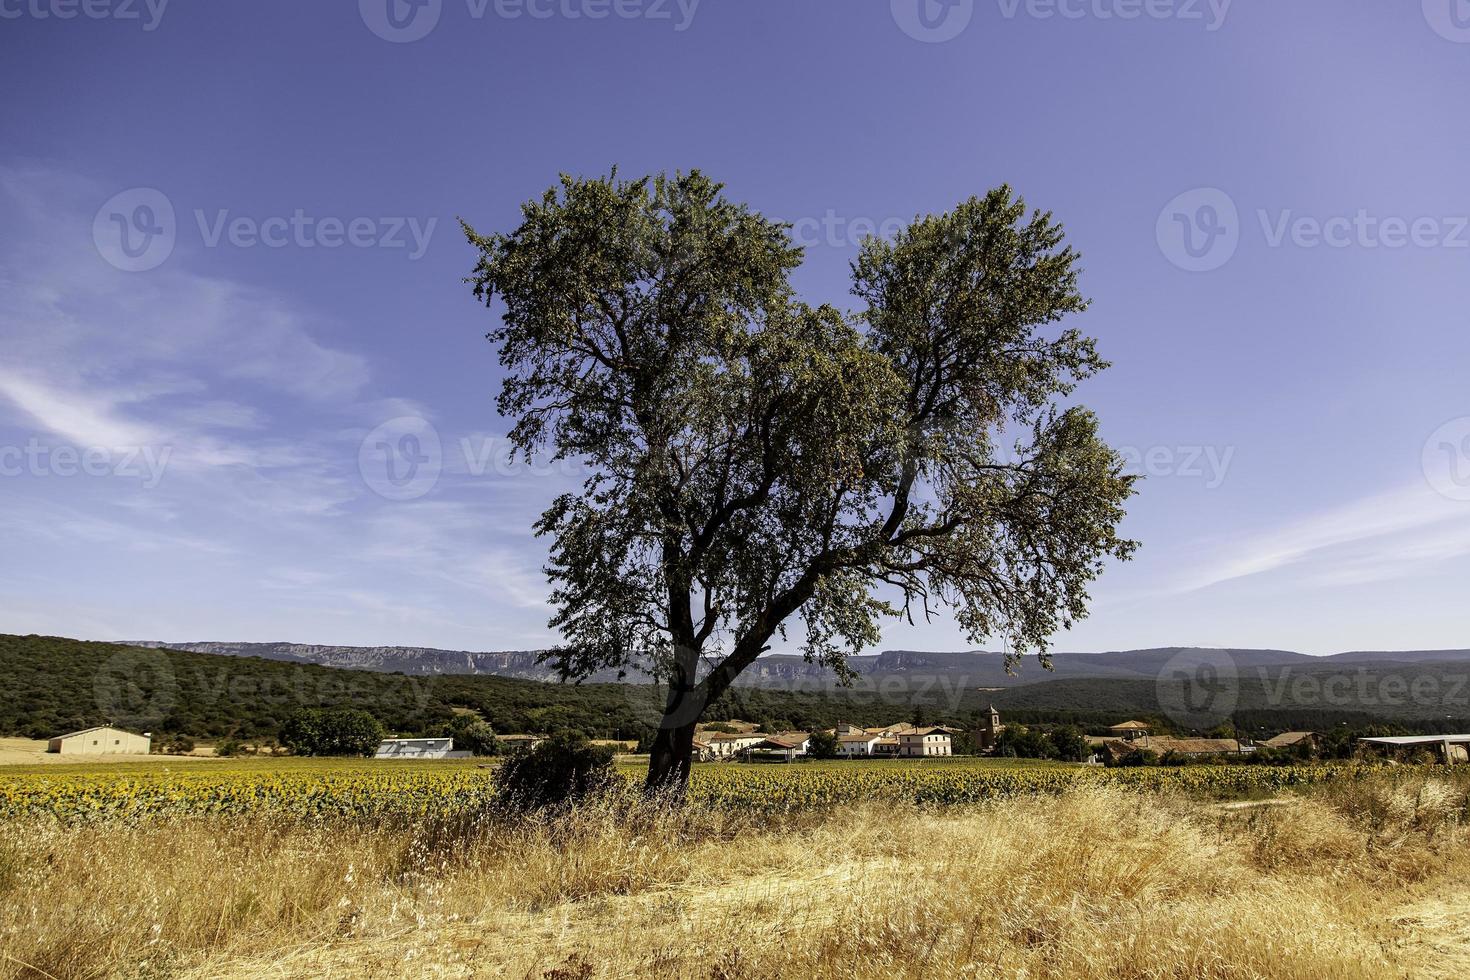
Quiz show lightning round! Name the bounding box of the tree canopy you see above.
[465,171,1138,789]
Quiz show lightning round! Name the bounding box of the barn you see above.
[47,726,151,755]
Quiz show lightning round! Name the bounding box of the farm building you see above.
[374,738,470,759]
[1359,735,1470,763]
[47,726,150,755]
[753,733,811,761]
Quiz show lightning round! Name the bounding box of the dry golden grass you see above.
[2,774,1469,979]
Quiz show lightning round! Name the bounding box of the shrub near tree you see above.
[158,734,195,756]
[279,707,384,757]
[493,731,617,809]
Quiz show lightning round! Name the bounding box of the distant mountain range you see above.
[119,640,1470,688]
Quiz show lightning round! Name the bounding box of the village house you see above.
[1095,720,1251,762]
[1107,720,1152,742]
[897,726,953,757]
[703,732,768,758]
[1146,737,1248,758]
[1262,731,1320,753]
[47,726,151,755]
[837,732,882,756]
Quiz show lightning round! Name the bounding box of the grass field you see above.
[3,758,1469,978]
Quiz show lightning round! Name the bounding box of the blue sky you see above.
[1,0,1468,656]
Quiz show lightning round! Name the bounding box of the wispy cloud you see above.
[0,164,558,648]
[1172,483,1470,594]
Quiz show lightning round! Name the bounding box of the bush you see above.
[158,735,195,755]
[493,731,616,809]
[215,738,243,758]
[279,708,384,757]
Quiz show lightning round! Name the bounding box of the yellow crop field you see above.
[0,757,1371,820]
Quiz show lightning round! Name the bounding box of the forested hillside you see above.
[5,634,1469,743]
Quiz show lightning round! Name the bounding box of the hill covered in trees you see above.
[5,634,1469,744]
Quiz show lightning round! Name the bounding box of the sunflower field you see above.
[0,757,1372,821]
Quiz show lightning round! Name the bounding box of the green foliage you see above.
[279,708,384,758]
[493,731,616,809]
[807,729,839,759]
[1048,725,1090,762]
[992,724,1088,763]
[0,635,676,743]
[465,173,1138,787]
[437,714,499,756]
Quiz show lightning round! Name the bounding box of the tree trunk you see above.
[644,720,697,794]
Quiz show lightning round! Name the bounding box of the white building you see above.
[897,727,952,757]
[704,732,768,758]
[374,737,469,759]
[837,733,881,756]
[47,726,151,755]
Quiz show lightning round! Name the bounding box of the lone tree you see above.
[465,171,1136,793]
